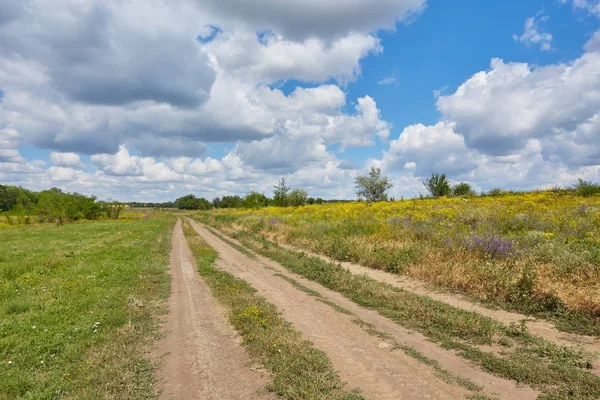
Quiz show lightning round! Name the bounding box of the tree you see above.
[273,178,290,207]
[452,182,473,197]
[174,194,212,210]
[288,189,308,207]
[355,166,392,202]
[219,195,243,208]
[423,172,451,197]
[243,191,269,209]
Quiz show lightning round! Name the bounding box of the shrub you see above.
[422,172,451,197]
[288,189,308,207]
[572,178,600,197]
[452,182,473,197]
[243,191,269,209]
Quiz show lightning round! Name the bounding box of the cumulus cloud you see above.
[0,0,215,107]
[380,121,477,177]
[436,53,600,156]
[204,30,382,84]
[513,14,553,51]
[50,152,83,168]
[197,0,427,40]
[584,29,600,51]
[0,0,397,163]
[0,128,23,163]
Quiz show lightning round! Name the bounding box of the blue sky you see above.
[1,0,600,201]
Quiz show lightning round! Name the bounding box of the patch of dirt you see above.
[154,219,272,400]
[188,218,539,400]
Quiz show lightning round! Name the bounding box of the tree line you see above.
[0,185,124,225]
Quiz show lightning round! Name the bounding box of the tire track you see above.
[188,218,539,400]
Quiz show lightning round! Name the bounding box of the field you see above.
[2,192,600,400]
[0,214,173,399]
[198,191,600,335]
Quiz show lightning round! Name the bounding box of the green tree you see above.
[288,189,308,207]
[452,182,473,197]
[219,195,243,208]
[36,188,67,224]
[243,191,269,209]
[0,185,19,211]
[423,172,451,197]
[273,178,290,207]
[355,166,392,202]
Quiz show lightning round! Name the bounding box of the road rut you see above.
[269,240,600,355]
[155,219,272,400]
[188,218,539,400]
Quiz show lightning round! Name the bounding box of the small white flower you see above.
[32,325,36,329]
[8,361,13,365]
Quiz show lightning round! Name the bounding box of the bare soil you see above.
[154,219,273,400]
[188,218,539,400]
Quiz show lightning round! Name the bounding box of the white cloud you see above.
[50,152,83,168]
[436,53,600,156]
[0,128,23,163]
[204,30,382,84]
[584,29,600,51]
[378,74,398,85]
[561,0,600,17]
[513,14,553,51]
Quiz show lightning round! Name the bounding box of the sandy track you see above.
[268,240,600,357]
[188,218,539,400]
[154,219,272,400]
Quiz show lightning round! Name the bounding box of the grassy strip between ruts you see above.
[181,219,363,400]
[1,213,174,400]
[193,215,600,400]
[270,271,486,397]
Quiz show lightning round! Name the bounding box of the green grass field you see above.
[0,214,174,399]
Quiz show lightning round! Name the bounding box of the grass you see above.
[194,217,600,400]
[0,213,174,399]
[197,192,600,336]
[181,219,363,400]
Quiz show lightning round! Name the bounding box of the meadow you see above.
[198,191,600,336]
[0,213,173,399]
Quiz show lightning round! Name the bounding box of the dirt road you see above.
[271,240,600,357]
[155,219,272,400]
[187,218,539,400]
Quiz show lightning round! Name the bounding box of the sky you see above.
[1,0,599,201]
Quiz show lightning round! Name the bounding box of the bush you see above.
[452,182,473,197]
[288,189,308,207]
[423,172,451,197]
[573,178,600,197]
[243,191,269,209]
